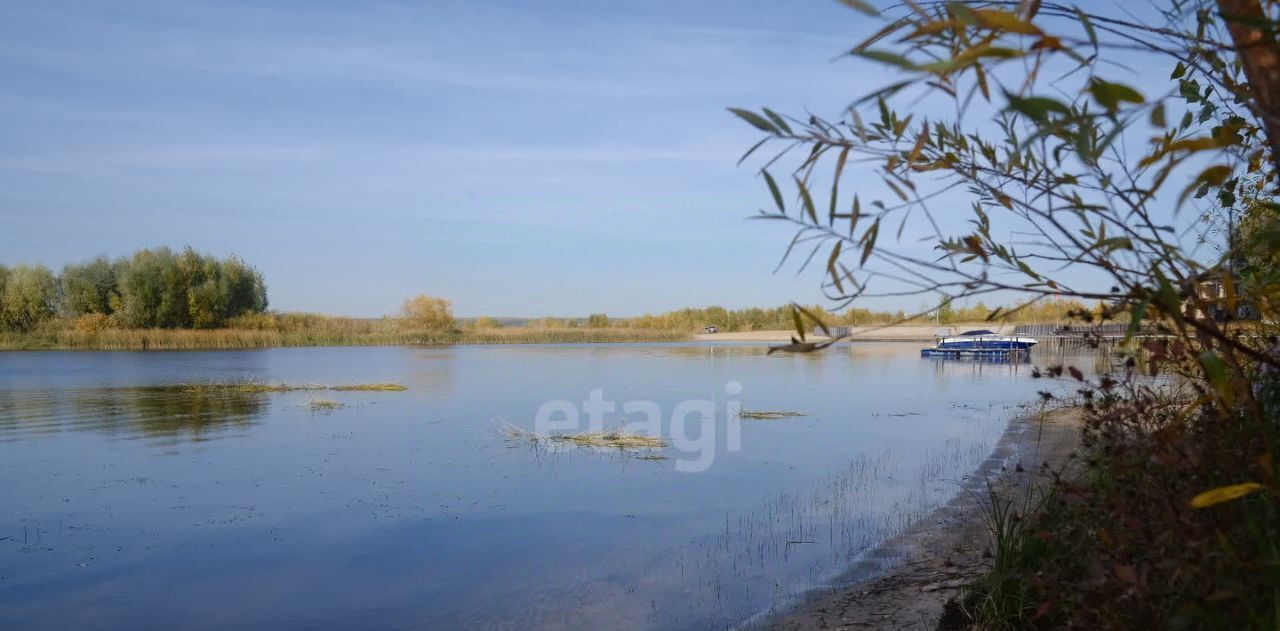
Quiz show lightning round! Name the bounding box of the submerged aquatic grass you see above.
[500,422,667,451]
[554,431,667,449]
[155,379,407,394]
[307,398,345,412]
[177,380,323,394]
[329,383,407,391]
[737,410,807,420]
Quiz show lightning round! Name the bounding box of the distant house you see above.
[1185,268,1255,321]
[703,325,718,334]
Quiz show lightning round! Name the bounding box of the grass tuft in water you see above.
[307,398,345,412]
[737,410,807,420]
[178,380,322,394]
[553,431,667,449]
[500,422,667,451]
[329,383,408,391]
[165,379,406,394]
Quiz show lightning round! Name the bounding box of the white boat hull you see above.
[936,335,1038,350]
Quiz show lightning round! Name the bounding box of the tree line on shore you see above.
[0,246,1091,336]
[0,247,267,332]
[541,298,1092,332]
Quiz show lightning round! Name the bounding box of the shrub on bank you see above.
[948,349,1280,629]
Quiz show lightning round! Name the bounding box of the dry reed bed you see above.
[0,326,688,351]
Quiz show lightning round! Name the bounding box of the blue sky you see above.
[0,1,1198,317]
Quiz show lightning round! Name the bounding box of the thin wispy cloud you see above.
[0,0,890,316]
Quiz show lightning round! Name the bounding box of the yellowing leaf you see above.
[1190,482,1264,509]
[1177,164,1232,208]
[974,9,1042,35]
[906,20,958,39]
[1138,136,1225,168]
[920,45,1023,73]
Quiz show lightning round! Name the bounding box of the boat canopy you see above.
[958,329,996,336]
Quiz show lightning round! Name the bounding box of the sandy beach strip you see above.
[758,407,1083,630]
[695,324,1017,344]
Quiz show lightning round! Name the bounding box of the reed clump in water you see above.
[161,379,407,394]
[178,380,322,394]
[329,383,408,391]
[500,422,667,451]
[737,410,807,420]
[307,398,344,412]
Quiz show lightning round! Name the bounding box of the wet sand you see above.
[757,407,1083,630]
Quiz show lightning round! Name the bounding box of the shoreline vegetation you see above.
[0,323,691,351]
[0,247,1098,351]
[0,321,1058,351]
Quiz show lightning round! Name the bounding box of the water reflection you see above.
[0,344,1108,630]
[0,388,268,442]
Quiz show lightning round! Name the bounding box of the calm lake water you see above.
[0,343,1097,630]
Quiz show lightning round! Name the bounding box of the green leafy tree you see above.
[936,297,955,325]
[0,265,8,316]
[586,313,611,328]
[60,256,118,316]
[1,265,57,331]
[117,247,179,328]
[220,255,268,317]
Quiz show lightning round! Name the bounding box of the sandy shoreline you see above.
[696,325,1016,344]
[755,407,1082,630]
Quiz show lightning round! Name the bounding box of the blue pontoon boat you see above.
[935,329,1038,351]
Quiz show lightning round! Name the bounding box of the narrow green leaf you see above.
[836,0,879,16]
[826,241,843,279]
[762,107,792,134]
[737,137,769,166]
[860,219,880,266]
[1088,77,1145,112]
[830,147,849,225]
[1003,91,1070,122]
[762,170,785,214]
[727,107,777,133]
[1125,300,1148,339]
[795,175,818,223]
[795,303,831,336]
[853,49,918,70]
[1198,351,1229,393]
[1074,6,1097,48]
